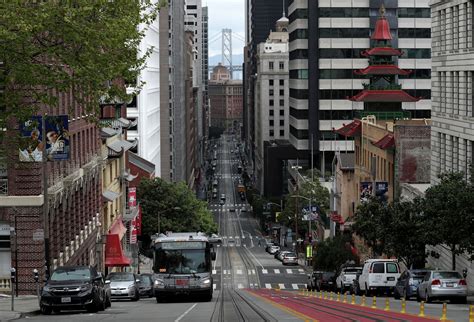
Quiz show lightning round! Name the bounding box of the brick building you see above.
[0,88,103,294]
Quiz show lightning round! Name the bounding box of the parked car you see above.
[265,242,274,252]
[394,269,430,300]
[350,272,362,295]
[335,267,362,293]
[282,252,298,266]
[307,271,336,292]
[208,233,223,244]
[277,251,291,261]
[106,272,140,301]
[417,270,467,304]
[39,266,107,315]
[138,274,154,298]
[268,245,280,254]
[358,259,401,296]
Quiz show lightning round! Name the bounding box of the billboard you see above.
[359,182,373,202]
[19,115,70,162]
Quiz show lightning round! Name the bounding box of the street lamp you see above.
[157,207,181,234]
[291,165,302,241]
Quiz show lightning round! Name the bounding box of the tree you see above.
[312,235,357,272]
[423,172,474,269]
[0,1,165,148]
[137,178,217,237]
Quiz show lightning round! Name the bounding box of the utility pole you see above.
[42,115,51,281]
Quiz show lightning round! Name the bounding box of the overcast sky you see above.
[205,0,245,57]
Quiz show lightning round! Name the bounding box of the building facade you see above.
[288,0,432,173]
[254,17,290,193]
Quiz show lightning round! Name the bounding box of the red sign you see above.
[330,211,344,224]
[136,205,142,236]
[128,187,137,208]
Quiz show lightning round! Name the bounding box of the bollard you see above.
[319,290,323,299]
[469,305,474,322]
[400,298,406,314]
[343,292,348,303]
[440,302,448,321]
[361,295,366,307]
[323,291,327,300]
[351,293,356,305]
[329,292,333,301]
[371,296,377,309]
[384,298,390,311]
[418,301,425,317]
[336,292,340,302]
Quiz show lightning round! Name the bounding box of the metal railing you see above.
[0,178,7,195]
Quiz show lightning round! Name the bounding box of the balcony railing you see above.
[362,84,402,90]
[0,178,7,195]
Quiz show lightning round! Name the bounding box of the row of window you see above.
[268,99,286,107]
[269,89,285,96]
[269,79,285,86]
[269,109,285,116]
[269,129,285,138]
[290,89,432,100]
[288,7,430,19]
[268,61,286,70]
[289,108,431,120]
[317,69,431,79]
[289,127,349,140]
[291,48,431,60]
[290,28,431,40]
[269,119,285,126]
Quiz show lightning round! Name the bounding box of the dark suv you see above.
[40,266,107,315]
[307,271,336,292]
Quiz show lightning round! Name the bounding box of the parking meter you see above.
[10,268,16,311]
[33,269,39,283]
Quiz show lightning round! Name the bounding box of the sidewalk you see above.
[0,294,40,321]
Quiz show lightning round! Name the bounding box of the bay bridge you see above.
[208,28,244,79]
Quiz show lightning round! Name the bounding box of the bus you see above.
[152,232,215,302]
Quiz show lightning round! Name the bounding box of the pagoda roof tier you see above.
[354,65,412,76]
[372,133,395,149]
[349,90,421,102]
[362,47,403,57]
[372,16,392,40]
[333,120,361,137]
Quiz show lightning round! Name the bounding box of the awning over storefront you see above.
[108,216,127,240]
[104,234,131,267]
[102,190,121,203]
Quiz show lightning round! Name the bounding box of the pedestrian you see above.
[258,238,261,247]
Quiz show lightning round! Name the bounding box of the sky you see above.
[205,0,245,57]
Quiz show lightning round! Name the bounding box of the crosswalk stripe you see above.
[213,284,217,290]
[212,269,217,275]
[265,283,272,289]
[238,283,244,289]
[252,269,256,275]
[286,269,293,274]
[292,284,299,290]
[236,269,242,275]
[278,283,285,290]
[262,269,268,274]
[274,269,280,274]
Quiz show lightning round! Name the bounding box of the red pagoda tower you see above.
[349,5,421,109]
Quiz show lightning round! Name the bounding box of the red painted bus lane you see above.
[247,289,443,322]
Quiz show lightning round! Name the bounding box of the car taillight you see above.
[431,279,441,286]
[459,279,467,286]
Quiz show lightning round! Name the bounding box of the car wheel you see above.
[424,291,431,303]
[131,289,140,301]
[105,295,111,308]
[40,305,52,315]
[402,288,408,300]
[87,292,101,313]
[393,287,400,300]
[416,290,422,302]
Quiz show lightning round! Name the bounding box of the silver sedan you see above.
[417,270,467,304]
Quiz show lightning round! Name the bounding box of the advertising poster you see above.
[375,181,389,202]
[19,115,70,162]
[359,182,373,202]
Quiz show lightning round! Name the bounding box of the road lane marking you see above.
[292,284,299,290]
[236,269,243,275]
[212,269,217,275]
[213,284,217,290]
[274,269,280,274]
[174,303,197,322]
[238,283,244,289]
[286,269,293,274]
[265,283,272,289]
[262,269,268,274]
[245,247,264,269]
[252,269,256,275]
[278,283,285,289]
[298,269,304,274]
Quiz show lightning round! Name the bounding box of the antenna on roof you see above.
[282,0,286,17]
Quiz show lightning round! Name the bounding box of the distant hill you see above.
[208,53,244,67]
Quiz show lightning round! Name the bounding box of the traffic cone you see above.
[319,290,323,299]
[336,292,340,302]
[400,298,406,314]
[418,301,425,317]
[351,293,356,305]
[361,295,366,307]
[440,302,448,321]
[343,292,348,303]
[329,292,333,301]
[371,296,377,309]
[469,305,474,322]
[384,298,390,311]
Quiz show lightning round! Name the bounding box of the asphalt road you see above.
[18,134,473,321]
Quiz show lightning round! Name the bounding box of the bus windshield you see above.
[155,248,209,274]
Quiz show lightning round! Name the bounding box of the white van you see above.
[358,259,400,296]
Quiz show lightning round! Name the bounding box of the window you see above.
[290,107,308,119]
[280,130,285,137]
[279,79,284,86]
[372,263,385,273]
[279,61,285,70]
[398,8,431,18]
[269,120,274,126]
[269,130,274,137]
[279,89,284,96]
[290,89,308,99]
[288,8,308,21]
[280,119,284,126]
[269,79,274,86]
[319,7,369,18]
[269,89,274,96]
[398,28,431,38]
[269,61,274,70]
[279,109,284,116]
[279,99,285,106]
[319,49,364,58]
[386,263,399,274]
[319,28,370,38]
[400,49,431,59]
[269,109,274,116]
[269,99,274,106]
[289,49,308,60]
[289,69,308,79]
[290,126,308,139]
[289,29,308,41]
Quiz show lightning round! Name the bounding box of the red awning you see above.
[372,133,395,149]
[334,120,361,137]
[105,234,131,267]
[354,65,411,76]
[108,216,127,240]
[372,16,392,40]
[349,90,421,102]
[362,48,403,57]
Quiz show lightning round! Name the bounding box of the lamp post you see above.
[157,207,181,234]
[291,164,302,242]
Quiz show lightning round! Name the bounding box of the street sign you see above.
[32,229,44,241]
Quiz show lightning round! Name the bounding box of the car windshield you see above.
[433,271,462,279]
[108,273,134,281]
[140,276,152,285]
[285,252,296,257]
[155,249,209,274]
[344,269,362,274]
[412,271,428,279]
[50,268,91,281]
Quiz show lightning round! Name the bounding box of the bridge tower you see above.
[221,28,233,79]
